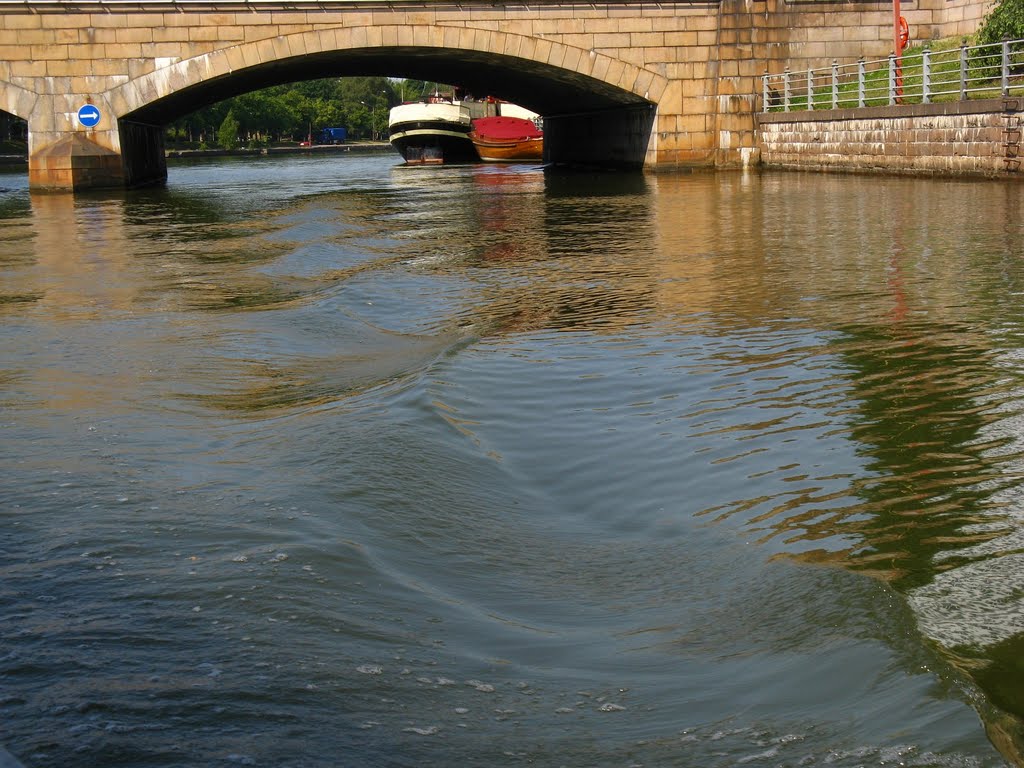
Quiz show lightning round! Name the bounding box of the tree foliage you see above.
[166,76,452,147]
[217,110,240,150]
[978,0,1024,45]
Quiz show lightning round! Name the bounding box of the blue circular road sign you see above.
[77,104,101,128]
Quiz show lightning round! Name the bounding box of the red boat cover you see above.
[471,116,542,141]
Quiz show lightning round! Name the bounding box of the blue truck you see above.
[319,127,347,145]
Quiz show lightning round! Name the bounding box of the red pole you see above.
[893,0,904,101]
[893,0,902,53]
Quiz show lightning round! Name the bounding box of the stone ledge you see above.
[757,98,1018,125]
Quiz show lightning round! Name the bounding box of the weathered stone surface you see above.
[28,133,124,190]
[758,101,1018,177]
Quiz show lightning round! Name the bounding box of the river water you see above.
[3,153,1024,767]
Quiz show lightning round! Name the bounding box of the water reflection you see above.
[4,157,1024,766]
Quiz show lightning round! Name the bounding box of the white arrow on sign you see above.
[78,105,101,127]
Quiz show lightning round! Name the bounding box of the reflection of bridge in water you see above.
[0,0,992,189]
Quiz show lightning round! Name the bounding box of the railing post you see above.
[1002,38,1011,97]
[960,40,968,100]
[922,46,931,103]
[888,52,897,105]
[762,71,769,112]
[858,58,866,108]
[783,67,791,112]
[831,60,839,109]
[807,68,813,110]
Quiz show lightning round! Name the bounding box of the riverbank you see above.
[165,142,392,159]
[0,141,394,168]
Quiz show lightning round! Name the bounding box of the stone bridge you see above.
[0,0,992,189]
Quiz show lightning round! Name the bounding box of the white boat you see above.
[388,98,478,165]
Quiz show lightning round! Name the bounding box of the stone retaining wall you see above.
[757,99,1021,177]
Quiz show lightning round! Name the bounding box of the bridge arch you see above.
[108,25,667,121]
[98,24,663,182]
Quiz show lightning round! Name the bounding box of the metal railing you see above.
[762,38,1024,112]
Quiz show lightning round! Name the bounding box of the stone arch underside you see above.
[110,25,667,124]
[0,80,38,124]
[101,25,666,181]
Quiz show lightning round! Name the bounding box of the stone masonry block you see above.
[153,27,189,43]
[269,13,308,26]
[633,69,656,98]
[664,31,699,47]
[582,18,616,34]
[15,29,59,45]
[632,31,663,49]
[533,38,553,63]
[614,18,653,34]
[88,13,133,29]
[472,28,493,51]
[410,25,437,48]
[274,34,297,58]
[572,47,596,78]
[29,43,69,60]
[455,27,476,50]
[605,58,626,88]
[116,27,153,44]
[395,25,414,46]
[615,47,645,68]
[595,33,630,48]
[561,32,593,49]
[243,26,277,43]
[44,60,80,78]
[442,26,463,51]
[1,14,43,30]
[561,46,583,73]
[83,59,130,78]
[546,43,567,69]
[343,26,368,49]
[590,53,611,82]
[254,37,276,64]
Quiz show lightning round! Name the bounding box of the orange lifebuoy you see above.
[898,16,910,50]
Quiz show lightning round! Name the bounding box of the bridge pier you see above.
[119,120,168,188]
[26,95,126,191]
[29,134,123,191]
[544,106,656,171]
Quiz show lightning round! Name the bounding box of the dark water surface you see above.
[3,154,1024,767]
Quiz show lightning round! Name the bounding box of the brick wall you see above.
[757,99,1019,176]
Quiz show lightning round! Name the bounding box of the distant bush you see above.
[978,0,1024,45]
[217,111,240,150]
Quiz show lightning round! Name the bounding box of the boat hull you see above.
[468,114,544,163]
[470,136,544,163]
[388,102,477,165]
[389,123,478,165]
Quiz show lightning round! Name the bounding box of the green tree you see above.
[170,76,406,146]
[978,0,1024,44]
[393,79,458,102]
[217,109,240,150]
